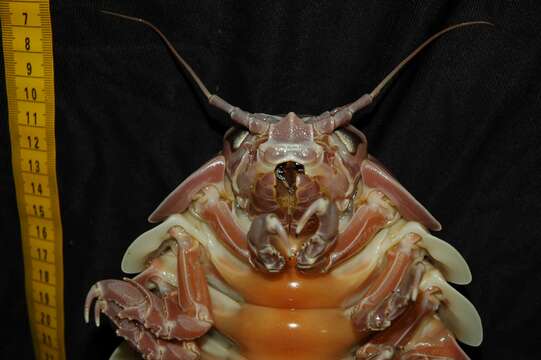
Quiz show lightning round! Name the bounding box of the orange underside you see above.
[207,259,371,359]
[215,304,360,360]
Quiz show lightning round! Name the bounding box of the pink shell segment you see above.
[360,158,442,231]
[148,155,225,223]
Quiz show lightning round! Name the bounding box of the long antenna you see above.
[370,21,493,99]
[101,10,212,99]
[101,10,269,133]
[315,21,494,134]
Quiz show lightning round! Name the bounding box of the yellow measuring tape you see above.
[1,1,65,359]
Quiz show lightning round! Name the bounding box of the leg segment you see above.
[355,290,439,360]
[168,227,213,328]
[201,200,250,261]
[295,198,339,271]
[350,233,424,333]
[116,318,199,360]
[201,195,292,273]
[400,327,470,360]
[94,299,199,360]
[247,213,289,272]
[356,289,469,360]
[85,227,213,358]
[325,191,393,271]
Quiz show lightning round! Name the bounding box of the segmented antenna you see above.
[101,10,268,133]
[314,21,494,134]
[102,10,492,134]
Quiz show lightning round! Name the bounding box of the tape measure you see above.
[1,1,65,359]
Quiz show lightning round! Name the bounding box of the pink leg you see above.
[399,317,470,360]
[356,290,469,360]
[351,233,423,334]
[247,213,289,272]
[84,229,213,358]
[325,203,388,270]
[295,198,339,272]
[168,227,212,324]
[356,290,438,360]
[116,317,199,360]
[201,201,250,261]
[202,200,292,273]
[201,194,388,273]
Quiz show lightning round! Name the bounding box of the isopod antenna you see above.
[101,10,269,133]
[102,11,492,134]
[314,21,494,134]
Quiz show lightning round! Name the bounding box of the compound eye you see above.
[225,127,250,149]
[333,128,365,154]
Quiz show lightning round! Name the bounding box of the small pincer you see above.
[247,213,289,273]
[296,198,339,272]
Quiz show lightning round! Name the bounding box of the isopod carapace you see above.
[85,12,488,360]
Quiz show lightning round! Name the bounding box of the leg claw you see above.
[84,277,209,359]
[247,214,288,273]
[296,198,339,272]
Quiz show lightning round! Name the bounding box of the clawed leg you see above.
[200,195,291,273]
[116,318,199,360]
[201,200,251,261]
[84,227,213,358]
[401,335,469,360]
[85,279,203,359]
[351,233,424,333]
[353,235,469,360]
[326,191,393,271]
[356,290,439,360]
[399,311,470,360]
[356,289,469,360]
[295,198,339,271]
[247,213,289,272]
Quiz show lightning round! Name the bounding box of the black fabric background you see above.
[1,1,540,359]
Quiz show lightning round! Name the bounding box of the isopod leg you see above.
[168,226,213,323]
[356,290,469,360]
[400,323,470,360]
[201,201,250,261]
[247,213,289,272]
[202,198,295,273]
[116,318,199,360]
[295,198,339,272]
[85,227,214,357]
[325,192,391,271]
[350,233,424,333]
[355,290,438,360]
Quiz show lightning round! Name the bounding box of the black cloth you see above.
[1,1,540,359]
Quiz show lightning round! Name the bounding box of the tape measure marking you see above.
[1,1,65,359]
